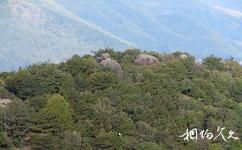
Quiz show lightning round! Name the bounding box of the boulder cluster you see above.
[97,53,160,74]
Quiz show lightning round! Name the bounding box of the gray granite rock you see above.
[135,54,159,65]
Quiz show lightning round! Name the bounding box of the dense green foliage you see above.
[0,49,242,149]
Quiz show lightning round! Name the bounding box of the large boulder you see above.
[100,59,123,74]
[134,54,159,65]
[97,53,123,74]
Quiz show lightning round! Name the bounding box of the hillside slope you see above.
[0,50,242,149]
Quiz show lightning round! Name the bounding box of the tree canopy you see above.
[0,49,241,149]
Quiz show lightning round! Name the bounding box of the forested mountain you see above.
[1,0,242,71]
[0,49,242,149]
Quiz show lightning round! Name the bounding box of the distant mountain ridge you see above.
[1,0,242,71]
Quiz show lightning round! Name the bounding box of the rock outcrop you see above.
[179,54,188,59]
[96,53,111,63]
[97,53,123,74]
[100,59,123,74]
[0,99,12,107]
[134,54,159,65]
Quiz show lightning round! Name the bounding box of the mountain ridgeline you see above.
[0,49,242,149]
[1,0,242,71]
